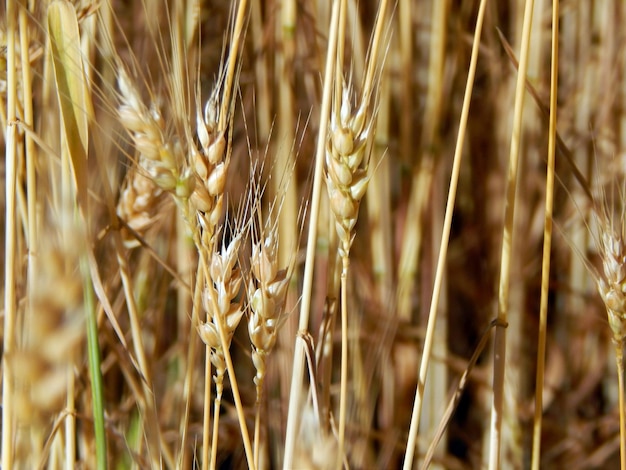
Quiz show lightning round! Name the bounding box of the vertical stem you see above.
[178,266,203,468]
[219,0,249,131]
[283,2,340,467]
[65,365,76,470]
[2,0,18,467]
[254,400,261,468]
[489,1,535,468]
[210,396,221,470]
[531,0,559,468]
[203,346,212,470]
[617,341,626,470]
[82,254,107,470]
[337,255,349,468]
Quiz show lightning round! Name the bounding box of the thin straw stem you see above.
[337,255,350,468]
[283,2,340,467]
[219,0,249,132]
[531,0,559,468]
[2,0,19,467]
[489,0,536,468]
[617,342,626,470]
[401,0,488,467]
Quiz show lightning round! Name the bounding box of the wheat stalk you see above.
[2,0,19,465]
[531,1,560,467]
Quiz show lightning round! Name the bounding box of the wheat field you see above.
[1,0,625,468]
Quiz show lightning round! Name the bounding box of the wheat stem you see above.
[203,333,212,470]
[337,255,350,468]
[179,265,204,468]
[531,0,559,468]
[82,253,107,470]
[402,0,487,466]
[489,1,536,468]
[210,395,220,470]
[616,341,626,470]
[283,2,341,466]
[254,401,261,468]
[219,0,249,132]
[2,0,18,465]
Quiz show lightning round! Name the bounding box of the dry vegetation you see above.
[2,0,626,469]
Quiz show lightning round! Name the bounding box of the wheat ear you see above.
[595,214,626,470]
[197,228,255,470]
[248,220,293,467]
[326,0,389,462]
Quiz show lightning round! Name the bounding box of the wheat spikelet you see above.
[597,224,626,343]
[247,226,292,402]
[117,69,188,194]
[326,84,372,258]
[116,165,165,247]
[190,89,229,243]
[197,231,244,400]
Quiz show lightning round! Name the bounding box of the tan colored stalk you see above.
[402,0,488,467]
[275,0,299,275]
[406,1,449,462]
[489,0,535,468]
[283,2,340,467]
[531,0,559,467]
[178,264,204,469]
[19,3,43,460]
[332,3,388,465]
[218,0,248,133]
[3,0,19,467]
[395,0,418,323]
[334,2,349,464]
[619,346,626,470]
[251,0,271,142]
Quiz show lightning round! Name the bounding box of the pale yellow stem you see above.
[283,2,341,467]
[489,0,536,468]
[402,0,488,467]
